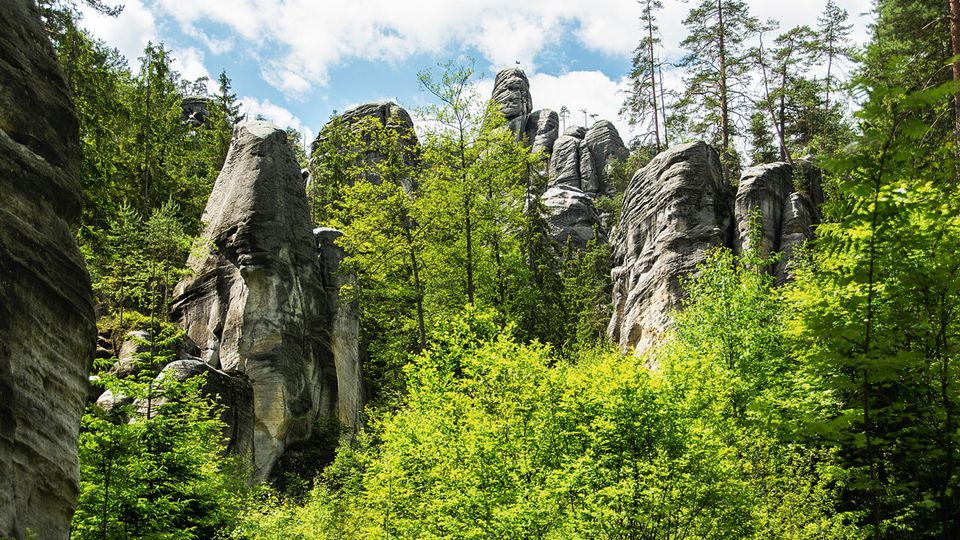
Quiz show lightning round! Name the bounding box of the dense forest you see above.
[8,0,960,538]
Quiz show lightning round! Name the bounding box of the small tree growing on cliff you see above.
[73,324,249,539]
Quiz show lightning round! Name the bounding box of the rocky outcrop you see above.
[734,162,819,282]
[541,185,607,251]
[315,228,363,434]
[608,142,822,356]
[774,193,817,283]
[181,95,211,127]
[584,120,630,177]
[607,142,731,355]
[313,101,419,192]
[492,68,533,122]
[171,121,338,481]
[523,109,560,156]
[547,121,629,196]
[735,162,794,259]
[0,1,96,537]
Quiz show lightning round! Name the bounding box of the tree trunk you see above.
[646,1,661,152]
[717,0,730,155]
[659,64,670,147]
[950,0,960,148]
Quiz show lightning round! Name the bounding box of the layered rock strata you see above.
[0,0,96,537]
[607,142,731,355]
[608,142,821,356]
[315,228,363,433]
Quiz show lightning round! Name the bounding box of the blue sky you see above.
[79,0,874,146]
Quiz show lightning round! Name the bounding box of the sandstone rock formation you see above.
[548,120,629,195]
[607,142,731,355]
[315,228,363,433]
[0,1,96,537]
[774,193,817,283]
[492,68,533,122]
[734,162,795,259]
[608,142,822,356]
[584,120,630,177]
[171,121,338,480]
[181,95,211,127]
[541,185,607,251]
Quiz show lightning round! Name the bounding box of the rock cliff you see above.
[608,142,821,356]
[171,121,338,480]
[607,142,731,355]
[490,68,629,251]
[0,0,96,537]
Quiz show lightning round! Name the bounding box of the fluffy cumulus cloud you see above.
[148,0,872,96]
[78,0,157,62]
[239,96,315,147]
[151,0,651,95]
[173,47,213,88]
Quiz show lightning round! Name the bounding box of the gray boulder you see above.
[491,68,533,121]
[134,359,255,457]
[0,1,96,537]
[541,186,607,251]
[315,228,364,434]
[607,142,731,356]
[171,121,337,481]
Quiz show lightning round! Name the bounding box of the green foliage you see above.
[73,325,250,539]
[785,64,960,537]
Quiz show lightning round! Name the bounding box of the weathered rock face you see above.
[775,193,817,283]
[735,162,794,259]
[541,185,607,251]
[524,108,559,156]
[548,135,583,189]
[492,68,533,122]
[584,120,630,176]
[547,121,629,196]
[171,121,337,480]
[315,228,363,434]
[0,1,96,537]
[181,95,211,127]
[734,162,819,282]
[608,142,823,356]
[313,101,419,192]
[607,142,731,355]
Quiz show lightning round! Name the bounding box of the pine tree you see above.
[816,0,854,113]
[622,0,666,151]
[679,0,761,174]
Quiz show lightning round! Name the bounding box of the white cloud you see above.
[239,96,315,148]
[173,47,213,90]
[149,0,873,97]
[527,71,632,142]
[78,0,157,63]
